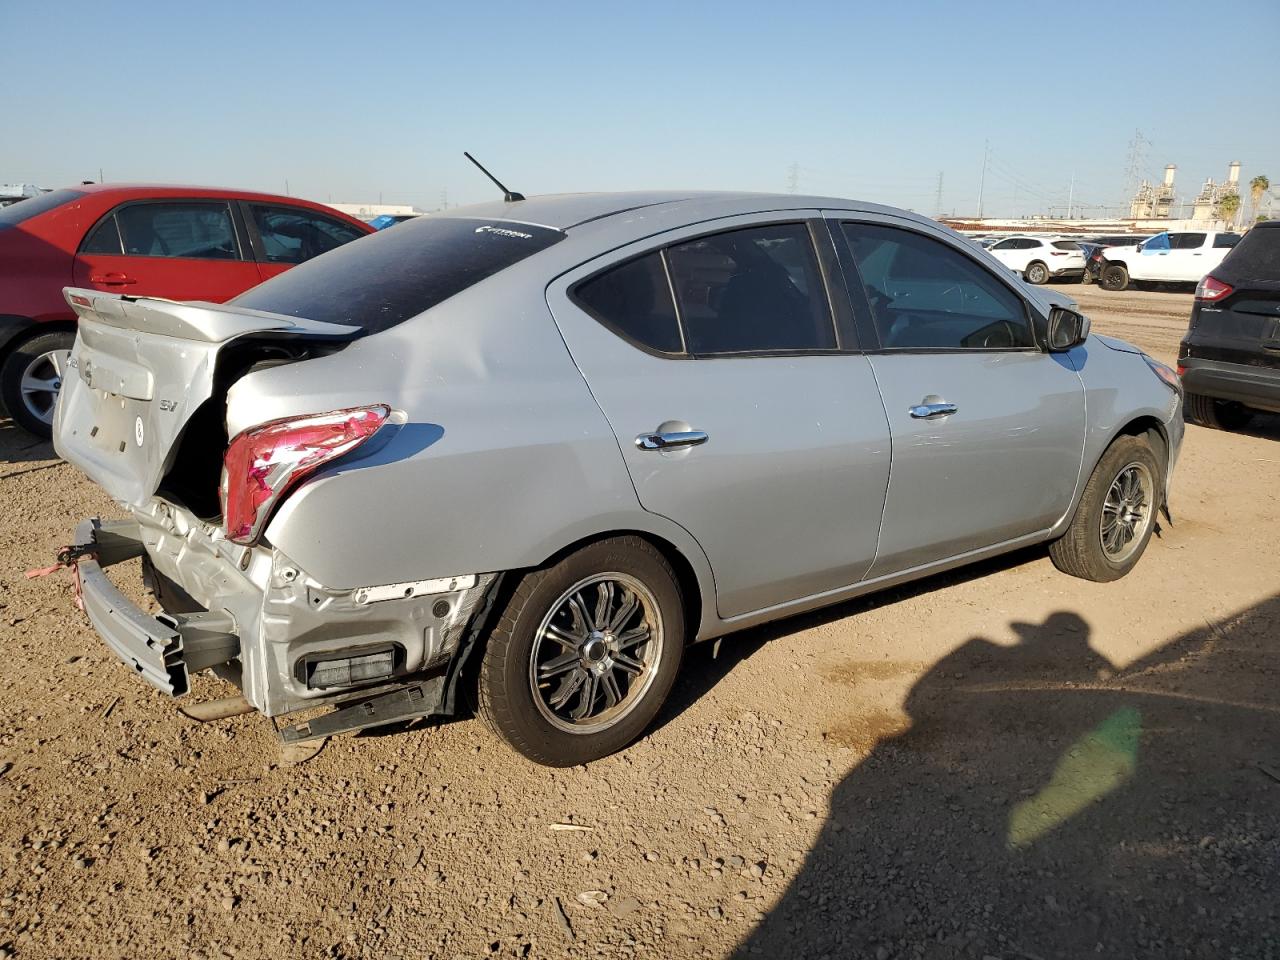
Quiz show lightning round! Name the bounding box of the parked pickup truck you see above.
[1098,231,1241,291]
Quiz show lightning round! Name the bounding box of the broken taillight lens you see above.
[1195,275,1233,302]
[220,405,389,545]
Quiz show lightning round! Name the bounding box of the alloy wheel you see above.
[529,573,664,734]
[1099,462,1154,563]
[19,349,72,426]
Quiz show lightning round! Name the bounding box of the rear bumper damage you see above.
[72,506,499,731]
[76,518,238,697]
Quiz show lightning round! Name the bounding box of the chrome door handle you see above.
[635,430,708,451]
[909,401,958,420]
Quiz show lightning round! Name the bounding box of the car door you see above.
[72,200,261,301]
[546,214,892,619]
[241,202,369,282]
[988,237,1029,273]
[1164,231,1209,282]
[828,214,1086,577]
[1134,231,1173,280]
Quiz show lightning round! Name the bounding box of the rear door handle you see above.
[90,272,137,285]
[635,429,708,450]
[909,401,958,420]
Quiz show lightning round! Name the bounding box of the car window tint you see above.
[1020,238,1043,249]
[840,222,1032,350]
[115,202,239,260]
[80,214,123,255]
[1052,241,1080,250]
[990,239,1017,250]
[1170,233,1206,250]
[250,205,366,264]
[664,223,834,355]
[1213,233,1241,249]
[576,253,682,354]
[233,217,564,334]
[1143,234,1170,251]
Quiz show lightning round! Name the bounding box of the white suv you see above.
[987,236,1086,284]
[1098,231,1241,290]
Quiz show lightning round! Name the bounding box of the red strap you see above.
[24,545,96,614]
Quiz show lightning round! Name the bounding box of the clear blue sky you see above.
[7,0,1277,217]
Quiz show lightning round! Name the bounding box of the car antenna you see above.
[464,152,525,202]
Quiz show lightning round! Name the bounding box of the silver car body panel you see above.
[52,191,1184,719]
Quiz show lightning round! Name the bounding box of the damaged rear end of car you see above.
[53,288,500,736]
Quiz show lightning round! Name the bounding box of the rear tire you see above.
[0,330,76,438]
[1100,264,1129,291]
[1185,393,1253,431]
[1025,261,1050,284]
[477,536,685,766]
[1049,435,1163,582]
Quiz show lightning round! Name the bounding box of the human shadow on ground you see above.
[733,598,1280,959]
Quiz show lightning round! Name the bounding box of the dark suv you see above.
[1178,221,1280,430]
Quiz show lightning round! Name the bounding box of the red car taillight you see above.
[220,405,389,545]
[1195,275,1233,302]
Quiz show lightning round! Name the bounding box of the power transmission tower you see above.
[786,162,799,194]
[935,171,944,217]
[1124,130,1150,198]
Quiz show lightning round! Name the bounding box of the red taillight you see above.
[1176,364,1186,377]
[1195,275,1233,302]
[220,405,389,545]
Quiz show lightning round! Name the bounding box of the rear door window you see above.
[233,217,564,333]
[80,214,124,255]
[664,223,836,355]
[575,253,683,354]
[114,202,241,260]
[1052,241,1081,251]
[840,222,1033,350]
[248,204,367,264]
[1170,233,1207,250]
[1213,233,1241,249]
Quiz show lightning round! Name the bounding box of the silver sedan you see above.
[53,192,1183,765]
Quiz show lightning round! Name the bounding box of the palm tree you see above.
[1216,192,1242,229]
[1249,174,1270,222]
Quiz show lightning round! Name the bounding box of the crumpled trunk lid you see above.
[54,288,358,508]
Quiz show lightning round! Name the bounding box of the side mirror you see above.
[1047,307,1090,351]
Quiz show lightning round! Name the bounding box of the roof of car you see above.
[63,182,361,211]
[435,191,908,231]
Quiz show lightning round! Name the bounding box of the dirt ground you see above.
[1,284,1277,960]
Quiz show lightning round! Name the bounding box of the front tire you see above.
[1100,264,1129,291]
[1049,435,1163,582]
[1025,261,1050,284]
[1185,393,1253,431]
[0,330,75,438]
[477,536,685,766]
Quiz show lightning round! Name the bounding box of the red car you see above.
[0,184,373,435]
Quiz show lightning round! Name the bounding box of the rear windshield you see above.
[1215,226,1280,283]
[233,217,564,333]
[0,189,86,230]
